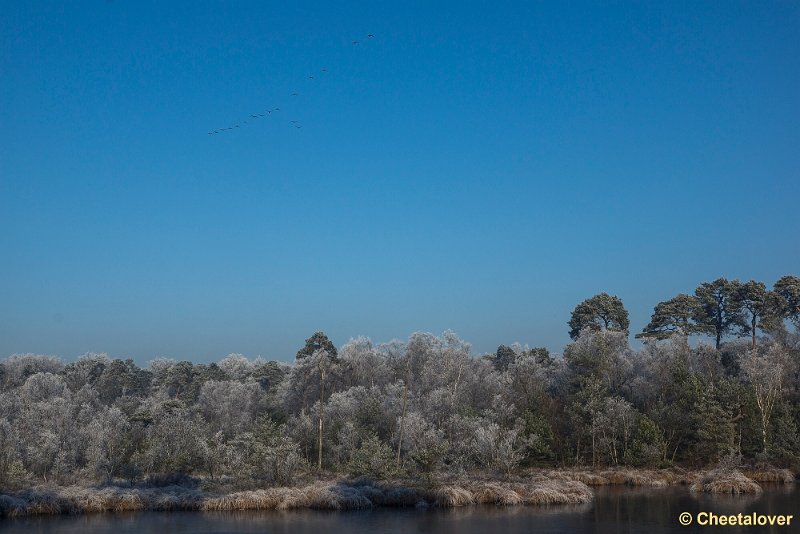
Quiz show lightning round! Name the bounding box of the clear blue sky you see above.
[2,1,798,363]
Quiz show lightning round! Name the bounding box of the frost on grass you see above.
[0,477,593,517]
[690,469,763,494]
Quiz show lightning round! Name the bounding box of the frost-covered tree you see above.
[399,412,448,475]
[86,406,131,482]
[741,344,789,455]
[458,417,531,475]
[0,418,26,490]
[143,409,207,476]
[0,304,798,488]
[218,353,252,381]
[0,354,63,392]
[347,433,398,479]
[564,329,633,395]
[197,380,262,437]
[338,337,391,389]
[597,397,636,466]
[235,418,306,485]
[296,331,337,360]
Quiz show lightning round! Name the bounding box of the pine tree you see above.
[568,293,630,340]
[638,294,701,340]
[693,278,746,350]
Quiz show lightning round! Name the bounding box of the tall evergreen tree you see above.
[296,332,338,361]
[774,275,800,328]
[494,345,517,371]
[637,294,700,340]
[732,280,780,349]
[694,388,737,464]
[295,332,338,470]
[568,293,630,340]
[693,278,745,350]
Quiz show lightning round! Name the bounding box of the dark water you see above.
[1,485,798,533]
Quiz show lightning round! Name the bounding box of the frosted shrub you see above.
[347,434,398,479]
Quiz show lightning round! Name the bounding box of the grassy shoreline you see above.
[1,468,795,518]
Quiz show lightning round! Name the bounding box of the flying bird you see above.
[207,31,378,136]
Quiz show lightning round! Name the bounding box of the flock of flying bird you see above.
[207,34,376,136]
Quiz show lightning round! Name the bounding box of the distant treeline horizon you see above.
[6,275,800,363]
[0,275,798,492]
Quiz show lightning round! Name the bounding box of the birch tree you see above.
[741,345,788,455]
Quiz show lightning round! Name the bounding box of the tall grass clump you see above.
[469,483,523,506]
[521,480,593,505]
[0,495,30,518]
[743,467,795,483]
[1,476,593,516]
[690,469,763,494]
[432,485,474,507]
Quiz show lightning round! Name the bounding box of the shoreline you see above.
[2,467,795,518]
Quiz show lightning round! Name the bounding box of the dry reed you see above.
[1,476,595,517]
[743,467,795,483]
[690,469,763,494]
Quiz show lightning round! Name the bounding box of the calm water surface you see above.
[2,485,798,533]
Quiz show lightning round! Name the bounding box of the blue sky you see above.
[2,1,798,363]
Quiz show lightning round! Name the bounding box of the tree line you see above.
[570,276,800,350]
[0,275,798,491]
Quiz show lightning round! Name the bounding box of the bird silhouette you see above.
[208,31,379,136]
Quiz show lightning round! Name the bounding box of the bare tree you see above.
[741,344,788,455]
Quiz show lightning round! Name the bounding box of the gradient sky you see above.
[2,1,798,363]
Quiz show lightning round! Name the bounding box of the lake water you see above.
[1,485,798,533]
